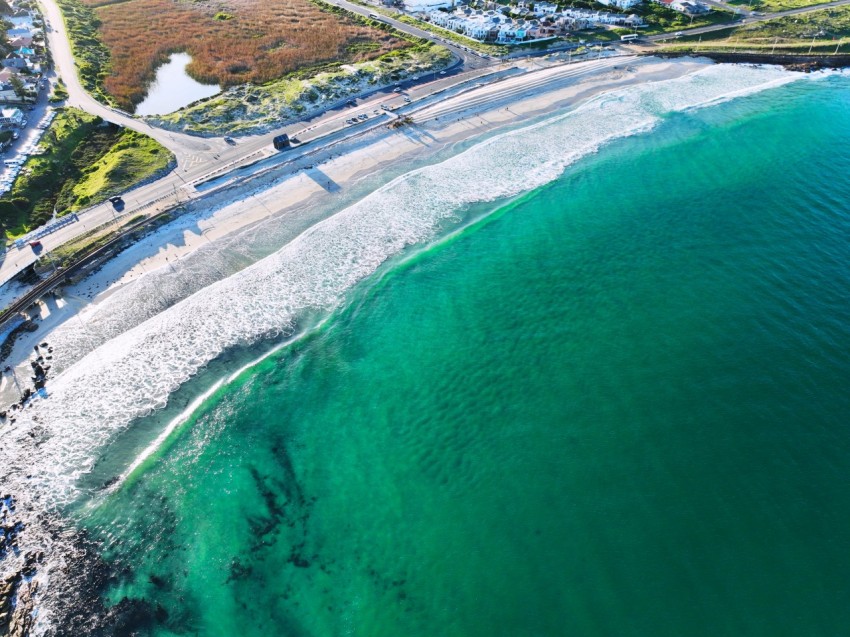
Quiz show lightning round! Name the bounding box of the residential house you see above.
[9,36,33,48]
[2,54,28,69]
[597,0,642,8]
[9,14,34,27]
[670,0,709,13]
[0,69,18,83]
[619,13,644,25]
[0,107,24,126]
[5,28,33,42]
[0,86,20,102]
[405,0,455,11]
[534,2,560,14]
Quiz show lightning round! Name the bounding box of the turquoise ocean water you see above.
[69,73,850,635]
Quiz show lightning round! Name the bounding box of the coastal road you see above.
[0,54,512,286]
[647,0,850,41]
[0,56,633,290]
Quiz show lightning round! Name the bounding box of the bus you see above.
[620,33,640,42]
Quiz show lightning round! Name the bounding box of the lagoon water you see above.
[134,52,220,116]
[11,67,850,634]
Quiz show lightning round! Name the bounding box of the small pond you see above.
[135,52,220,116]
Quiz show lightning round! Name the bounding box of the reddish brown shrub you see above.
[87,0,408,110]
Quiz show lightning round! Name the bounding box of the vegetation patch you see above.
[727,0,835,13]
[59,0,412,110]
[0,108,174,238]
[45,223,121,269]
[48,80,69,103]
[658,4,850,52]
[55,0,115,105]
[149,43,453,136]
[629,3,735,34]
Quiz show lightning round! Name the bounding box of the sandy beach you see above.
[0,55,710,406]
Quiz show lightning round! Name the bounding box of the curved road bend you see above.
[37,0,227,165]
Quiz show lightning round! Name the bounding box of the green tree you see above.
[9,74,25,99]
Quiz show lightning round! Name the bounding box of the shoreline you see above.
[0,57,812,636]
[0,56,710,408]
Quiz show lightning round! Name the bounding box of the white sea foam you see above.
[1,64,803,513]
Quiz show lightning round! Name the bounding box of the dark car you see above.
[109,196,125,211]
[224,136,236,145]
[273,134,290,151]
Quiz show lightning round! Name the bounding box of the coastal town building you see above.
[8,36,33,48]
[597,0,642,9]
[423,4,643,43]
[0,107,24,126]
[670,0,709,13]
[2,54,27,70]
[5,27,32,39]
[654,0,710,13]
[404,0,456,11]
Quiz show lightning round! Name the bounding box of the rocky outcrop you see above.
[0,496,41,637]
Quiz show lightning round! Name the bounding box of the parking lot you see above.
[0,77,56,196]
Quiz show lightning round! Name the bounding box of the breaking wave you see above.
[0,63,807,633]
